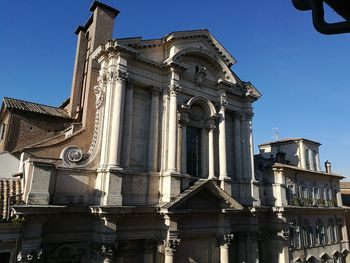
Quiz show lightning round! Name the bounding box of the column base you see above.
[161,171,181,202]
[219,176,232,194]
[180,173,191,191]
[97,168,123,206]
[148,172,161,205]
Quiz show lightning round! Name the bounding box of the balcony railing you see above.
[288,197,338,207]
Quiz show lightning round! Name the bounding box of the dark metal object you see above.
[291,0,350,34]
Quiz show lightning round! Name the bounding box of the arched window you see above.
[183,97,217,179]
[305,148,311,169]
[327,219,335,243]
[312,186,320,206]
[290,220,301,249]
[316,220,326,245]
[186,126,202,177]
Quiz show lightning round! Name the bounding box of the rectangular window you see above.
[186,127,201,177]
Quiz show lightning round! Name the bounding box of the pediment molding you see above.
[160,179,243,213]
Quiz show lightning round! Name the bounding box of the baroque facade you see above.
[0,1,349,263]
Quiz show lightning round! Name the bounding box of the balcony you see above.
[288,197,338,207]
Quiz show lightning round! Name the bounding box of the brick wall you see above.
[5,111,71,153]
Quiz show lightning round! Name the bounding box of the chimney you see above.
[69,1,119,120]
[325,160,331,173]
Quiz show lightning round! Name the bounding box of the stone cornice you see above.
[272,163,344,179]
[92,40,140,62]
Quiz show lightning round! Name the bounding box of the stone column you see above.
[164,239,180,263]
[218,94,231,192]
[148,87,160,172]
[218,234,234,263]
[206,116,217,179]
[242,111,254,181]
[98,53,128,169]
[299,140,306,169]
[247,233,260,263]
[233,111,243,179]
[143,239,156,263]
[179,105,190,190]
[96,53,128,205]
[167,82,180,173]
[162,70,181,202]
[106,54,127,168]
[92,242,116,263]
[231,111,243,200]
[121,80,134,168]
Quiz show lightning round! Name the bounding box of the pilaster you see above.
[217,234,234,263]
[162,69,181,202]
[218,93,231,193]
[96,52,128,206]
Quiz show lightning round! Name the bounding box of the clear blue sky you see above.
[1,1,349,177]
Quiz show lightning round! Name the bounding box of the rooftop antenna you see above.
[272,128,280,141]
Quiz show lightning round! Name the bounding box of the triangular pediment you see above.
[160,179,243,213]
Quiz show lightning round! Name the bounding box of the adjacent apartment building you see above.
[0,1,348,262]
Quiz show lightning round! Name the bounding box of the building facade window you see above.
[186,126,202,178]
[305,148,310,169]
[0,123,5,140]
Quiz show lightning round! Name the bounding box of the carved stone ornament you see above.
[97,71,107,87]
[169,80,181,96]
[61,81,105,166]
[218,233,234,246]
[117,68,129,81]
[17,249,43,262]
[205,115,219,129]
[100,244,115,257]
[164,238,181,251]
[244,111,254,120]
[178,105,190,125]
[196,67,207,87]
[107,65,128,84]
[94,85,104,110]
[91,242,116,257]
[219,94,228,109]
[61,146,83,165]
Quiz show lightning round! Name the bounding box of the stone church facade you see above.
[0,1,349,263]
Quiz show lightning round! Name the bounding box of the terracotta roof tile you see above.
[3,97,71,119]
[0,178,22,220]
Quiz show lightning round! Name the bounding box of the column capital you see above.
[244,110,254,120]
[98,69,108,87]
[205,115,219,130]
[17,248,43,262]
[164,238,181,254]
[218,93,228,109]
[217,233,234,246]
[169,80,181,96]
[233,111,243,119]
[151,86,161,95]
[107,64,128,84]
[91,241,117,258]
